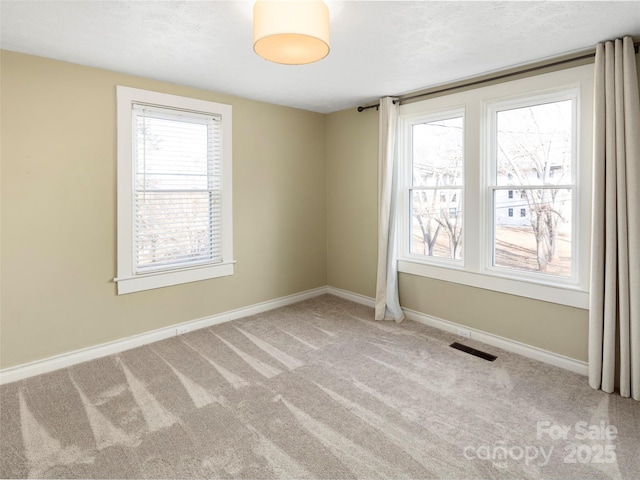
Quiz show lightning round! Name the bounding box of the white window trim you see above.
[115,86,234,294]
[397,65,593,309]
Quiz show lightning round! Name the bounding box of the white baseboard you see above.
[0,286,329,385]
[327,287,587,376]
[0,285,587,384]
[402,308,588,376]
[326,286,375,308]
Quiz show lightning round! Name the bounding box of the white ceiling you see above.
[1,1,639,114]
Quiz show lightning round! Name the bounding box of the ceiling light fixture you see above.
[253,0,330,65]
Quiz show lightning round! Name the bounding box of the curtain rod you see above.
[357,42,640,112]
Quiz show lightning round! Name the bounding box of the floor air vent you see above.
[450,342,497,362]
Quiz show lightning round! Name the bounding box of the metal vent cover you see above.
[450,342,497,362]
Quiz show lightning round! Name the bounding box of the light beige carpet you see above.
[1,294,638,479]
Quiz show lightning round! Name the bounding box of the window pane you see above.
[135,191,221,271]
[411,188,463,260]
[133,108,221,273]
[412,116,463,187]
[494,188,572,277]
[135,116,217,191]
[496,100,572,186]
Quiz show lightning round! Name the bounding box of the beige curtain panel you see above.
[375,97,404,322]
[589,36,640,401]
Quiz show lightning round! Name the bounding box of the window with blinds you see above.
[133,105,222,272]
[116,86,233,294]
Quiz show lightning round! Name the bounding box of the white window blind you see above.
[116,86,233,295]
[133,104,223,273]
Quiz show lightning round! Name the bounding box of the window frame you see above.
[115,86,234,294]
[482,86,581,286]
[397,65,593,308]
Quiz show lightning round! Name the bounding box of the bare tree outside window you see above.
[134,113,220,272]
[493,100,573,276]
[410,116,464,260]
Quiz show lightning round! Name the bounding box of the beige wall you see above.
[326,51,640,363]
[326,107,378,298]
[2,50,639,369]
[0,51,327,368]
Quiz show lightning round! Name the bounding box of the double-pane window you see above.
[133,105,222,273]
[398,65,593,308]
[116,87,233,294]
[409,113,464,261]
[490,96,576,278]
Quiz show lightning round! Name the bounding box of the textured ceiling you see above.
[1,1,639,113]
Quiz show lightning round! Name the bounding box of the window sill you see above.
[397,260,588,309]
[115,262,235,295]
